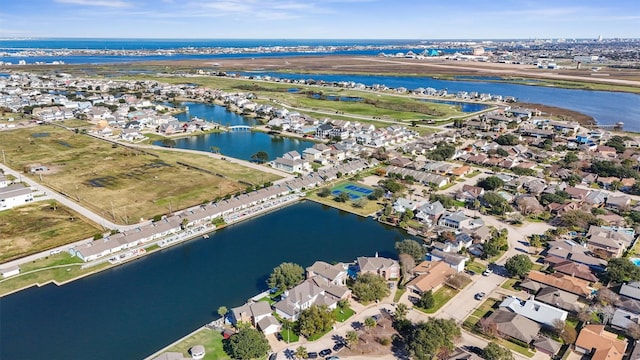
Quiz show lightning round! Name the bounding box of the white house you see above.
[0,266,20,278]
[273,282,338,321]
[0,184,34,211]
[500,296,568,327]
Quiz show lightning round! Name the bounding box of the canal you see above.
[0,201,409,360]
[243,72,640,131]
[160,102,315,161]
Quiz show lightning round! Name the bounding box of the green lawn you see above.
[501,278,520,291]
[416,286,459,314]
[280,328,299,343]
[465,170,482,178]
[334,306,355,323]
[164,328,231,360]
[498,338,535,357]
[394,287,406,302]
[465,261,487,275]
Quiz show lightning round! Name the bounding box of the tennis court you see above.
[331,182,374,200]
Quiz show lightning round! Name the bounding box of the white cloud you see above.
[55,0,132,8]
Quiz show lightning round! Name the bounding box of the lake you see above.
[159,102,314,161]
[0,201,409,360]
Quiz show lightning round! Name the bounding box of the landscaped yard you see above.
[394,287,406,303]
[0,202,101,263]
[280,328,299,343]
[465,261,487,275]
[501,278,520,291]
[333,306,355,323]
[165,327,231,360]
[0,126,280,224]
[415,286,459,314]
[463,297,498,329]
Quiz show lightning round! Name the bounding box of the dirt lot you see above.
[0,126,280,224]
[340,316,404,358]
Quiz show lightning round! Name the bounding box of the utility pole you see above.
[1,149,5,164]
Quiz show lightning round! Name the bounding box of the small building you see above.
[189,345,205,360]
[0,266,20,278]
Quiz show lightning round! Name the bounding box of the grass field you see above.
[0,202,101,263]
[416,286,459,314]
[165,328,231,360]
[0,253,111,297]
[0,126,280,224]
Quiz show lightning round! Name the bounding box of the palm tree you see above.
[281,318,293,343]
[217,306,228,323]
[345,330,359,348]
[394,303,408,321]
[295,346,307,359]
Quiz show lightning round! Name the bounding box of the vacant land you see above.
[0,202,101,263]
[0,126,280,224]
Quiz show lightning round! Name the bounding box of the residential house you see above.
[306,261,348,286]
[393,197,428,213]
[272,156,311,174]
[356,256,399,280]
[522,271,592,298]
[405,261,455,296]
[456,185,485,203]
[611,308,640,333]
[430,249,468,272]
[564,186,590,202]
[515,195,544,215]
[486,309,541,344]
[586,225,634,258]
[575,325,627,360]
[499,296,568,327]
[533,336,562,357]
[584,190,608,206]
[535,286,582,313]
[415,201,445,226]
[544,240,607,271]
[0,183,34,211]
[229,301,273,328]
[273,282,337,321]
[620,282,640,301]
[551,261,599,283]
[606,195,631,211]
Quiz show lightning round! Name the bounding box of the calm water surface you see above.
[0,201,408,360]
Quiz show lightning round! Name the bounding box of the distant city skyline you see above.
[1,0,639,39]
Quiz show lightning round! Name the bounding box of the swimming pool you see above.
[631,258,640,266]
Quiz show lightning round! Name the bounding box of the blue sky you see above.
[1,0,638,39]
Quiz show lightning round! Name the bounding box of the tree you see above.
[402,209,414,222]
[559,210,599,230]
[346,330,359,348]
[604,258,640,284]
[477,176,505,191]
[337,192,351,203]
[317,187,331,197]
[416,290,435,309]
[596,287,619,305]
[395,239,426,263]
[352,273,390,302]
[251,151,269,164]
[628,323,640,340]
[224,328,271,360]
[218,306,228,322]
[406,318,461,360]
[560,324,577,344]
[298,304,335,339]
[295,346,307,359]
[483,342,514,360]
[364,316,377,331]
[399,253,416,278]
[267,262,304,291]
[368,187,385,200]
[49,200,58,211]
[478,317,498,337]
[495,134,520,146]
[352,197,367,208]
[395,303,408,321]
[504,254,533,278]
[482,192,512,215]
[564,152,579,164]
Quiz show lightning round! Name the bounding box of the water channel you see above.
[0,201,409,360]
[242,72,640,131]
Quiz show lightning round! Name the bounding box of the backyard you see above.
[0,126,281,224]
[164,328,231,360]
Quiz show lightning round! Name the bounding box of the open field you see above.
[0,202,101,263]
[163,328,231,360]
[0,253,111,297]
[0,126,281,224]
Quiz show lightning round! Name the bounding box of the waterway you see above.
[242,72,640,131]
[157,102,314,160]
[0,201,409,360]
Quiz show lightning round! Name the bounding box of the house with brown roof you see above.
[596,145,618,158]
[524,271,592,297]
[575,325,627,360]
[450,165,471,177]
[405,261,455,295]
[564,186,590,201]
[456,185,485,203]
[596,213,627,227]
[586,226,634,259]
[551,261,599,282]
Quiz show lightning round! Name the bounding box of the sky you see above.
[0,0,639,39]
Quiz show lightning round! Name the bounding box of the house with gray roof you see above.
[415,201,445,226]
[486,309,542,344]
[612,308,640,332]
[430,249,468,272]
[533,336,562,357]
[587,225,634,258]
[535,286,582,313]
[356,255,399,280]
[620,282,640,301]
[306,261,348,286]
[273,281,337,321]
[499,296,568,327]
[229,301,273,327]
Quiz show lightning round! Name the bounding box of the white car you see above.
[482,268,493,276]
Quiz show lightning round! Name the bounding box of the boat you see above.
[203,234,209,239]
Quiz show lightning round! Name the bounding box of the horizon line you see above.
[1,36,636,41]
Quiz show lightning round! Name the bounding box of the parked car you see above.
[333,342,344,352]
[475,292,486,300]
[307,352,318,358]
[327,357,341,360]
[319,348,332,357]
[269,353,277,360]
[482,268,493,276]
